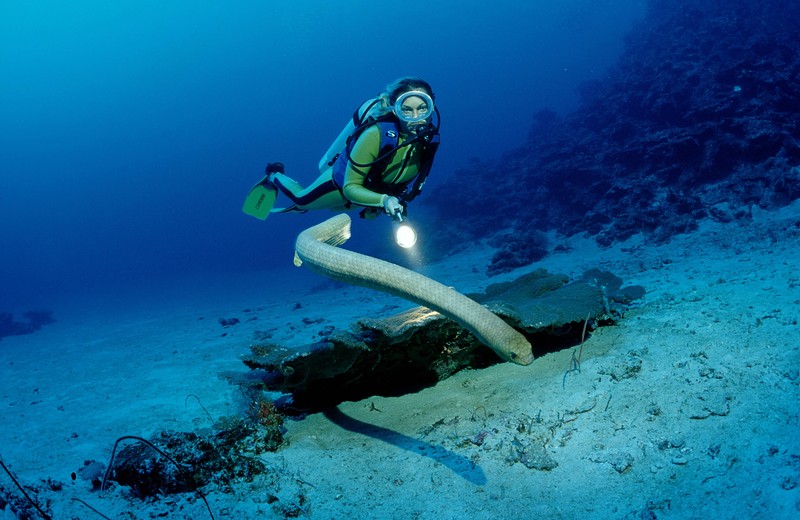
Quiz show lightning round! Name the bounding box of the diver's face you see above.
[398,94,430,133]
[393,90,435,134]
[398,95,429,121]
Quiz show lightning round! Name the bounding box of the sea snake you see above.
[293,214,533,365]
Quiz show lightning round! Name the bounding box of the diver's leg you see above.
[271,173,305,194]
[272,171,349,211]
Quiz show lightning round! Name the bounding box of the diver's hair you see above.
[372,76,435,117]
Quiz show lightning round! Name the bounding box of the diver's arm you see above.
[341,126,389,208]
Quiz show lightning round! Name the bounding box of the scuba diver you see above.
[243,77,440,222]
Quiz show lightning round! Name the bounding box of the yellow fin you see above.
[242,177,277,220]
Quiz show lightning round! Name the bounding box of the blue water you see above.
[0,0,646,315]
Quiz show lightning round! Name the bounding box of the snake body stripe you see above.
[294,214,533,365]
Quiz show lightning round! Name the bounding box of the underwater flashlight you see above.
[392,213,417,249]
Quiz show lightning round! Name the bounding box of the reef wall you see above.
[425,0,800,273]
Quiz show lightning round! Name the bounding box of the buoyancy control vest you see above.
[321,98,440,204]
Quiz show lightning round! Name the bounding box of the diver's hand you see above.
[382,195,402,216]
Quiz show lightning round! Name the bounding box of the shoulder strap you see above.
[402,134,440,203]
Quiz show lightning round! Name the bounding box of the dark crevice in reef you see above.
[264,325,597,415]
[235,268,643,415]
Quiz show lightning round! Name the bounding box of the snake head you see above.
[505,336,534,366]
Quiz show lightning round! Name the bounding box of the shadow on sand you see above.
[323,407,487,486]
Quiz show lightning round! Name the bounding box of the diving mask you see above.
[393,91,435,123]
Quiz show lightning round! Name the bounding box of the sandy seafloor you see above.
[1,201,799,520]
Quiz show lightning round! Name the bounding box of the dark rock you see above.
[218,317,240,327]
[239,268,644,413]
[0,309,55,340]
[486,231,550,276]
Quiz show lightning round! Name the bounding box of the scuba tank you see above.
[318,98,383,173]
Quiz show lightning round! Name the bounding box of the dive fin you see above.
[242,176,277,220]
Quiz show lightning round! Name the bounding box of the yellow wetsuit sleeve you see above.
[341,126,386,207]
